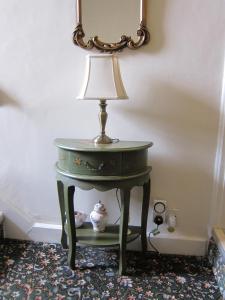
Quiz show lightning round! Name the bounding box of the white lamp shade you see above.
[77,54,128,100]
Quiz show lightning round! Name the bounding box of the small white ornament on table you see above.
[90,201,108,232]
[74,211,87,228]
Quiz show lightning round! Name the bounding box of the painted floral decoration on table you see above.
[0,239,222,299]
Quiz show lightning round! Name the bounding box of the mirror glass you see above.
[82,0,140,43]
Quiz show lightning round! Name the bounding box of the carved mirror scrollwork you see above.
[73,0,150,52]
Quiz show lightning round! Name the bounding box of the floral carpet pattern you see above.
[0,239,222,300]
[208,237,225,299]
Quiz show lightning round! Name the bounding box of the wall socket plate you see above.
[153,199,167,224]
[166,208,179,224]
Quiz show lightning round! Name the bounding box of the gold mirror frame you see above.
[73,0,150,52]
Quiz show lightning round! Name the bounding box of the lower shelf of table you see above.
[72,222,141,247]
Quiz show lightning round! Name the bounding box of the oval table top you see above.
[55,138,153,152]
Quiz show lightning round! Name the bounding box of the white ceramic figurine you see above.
[74,211,87,228]
[90,201,107,232]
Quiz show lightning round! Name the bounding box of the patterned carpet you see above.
[0,239,222,299]
[208,237,225,298]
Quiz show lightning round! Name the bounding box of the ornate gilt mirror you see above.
[73,0,150,52]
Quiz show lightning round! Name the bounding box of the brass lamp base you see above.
[94,99,114,144]
[93,134,112,144]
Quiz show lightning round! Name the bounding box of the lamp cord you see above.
[148,226,160,254]
[113,188,121,224]
[113,188,160,254]
[112,138,120,143]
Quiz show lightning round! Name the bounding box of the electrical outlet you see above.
[153,199,167,225]
[166,209,179,232]
[166,209,179,221]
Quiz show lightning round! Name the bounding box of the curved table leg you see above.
[141,178,151,253]
[119,189,130,275]
[57,181,68,249]
[64,185,76,270]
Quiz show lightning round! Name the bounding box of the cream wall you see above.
[0,0,225,252]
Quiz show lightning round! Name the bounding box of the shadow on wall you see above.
[0,89,26,239]
[119,0,166,60]
[118,82,219,234]
[146,0,167,54]
[4,218,30,240]
[122,81,219,138]
[0,89,21,108]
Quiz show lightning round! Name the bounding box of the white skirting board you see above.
[28,222,207,256]
[29,223,62,242]
[0,199,34,240]
[146,233,207,256]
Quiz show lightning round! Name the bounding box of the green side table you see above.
[55,139,153,275]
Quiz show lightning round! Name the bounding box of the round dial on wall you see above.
[154,201,166,214]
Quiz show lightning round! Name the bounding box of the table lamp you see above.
[77,54,128,144]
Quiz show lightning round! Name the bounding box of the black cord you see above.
[113,189,159,254]
[112,138,120,143]
[147,227,160,254]
[116,188,121,211]
[113,188,121,224]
